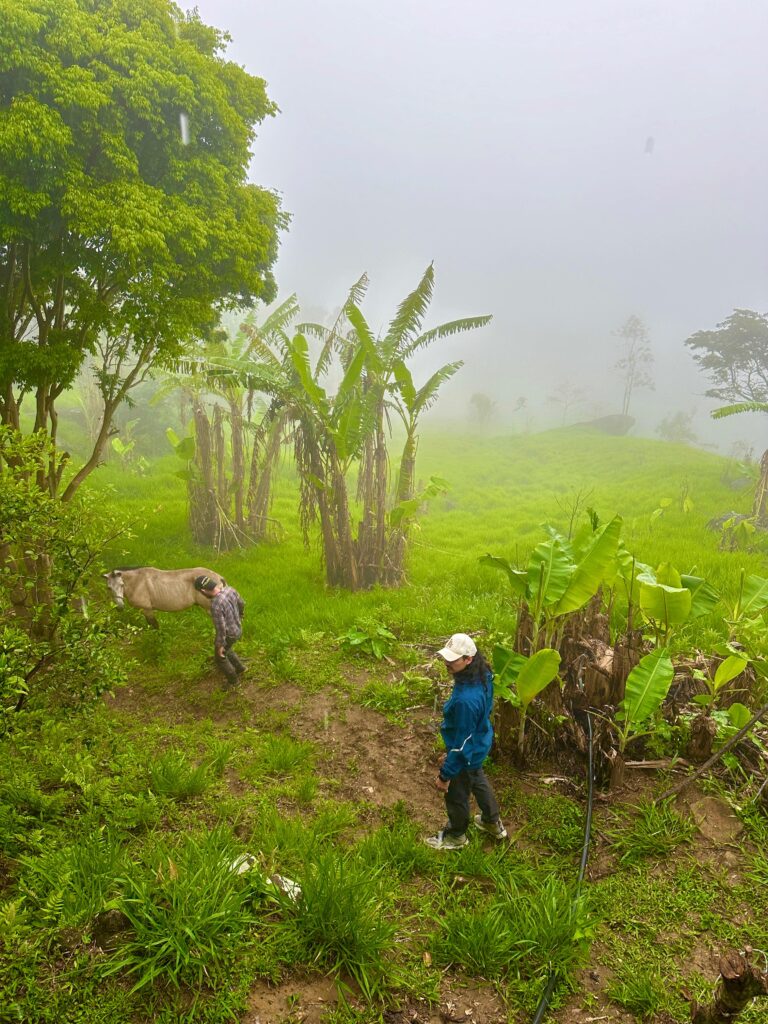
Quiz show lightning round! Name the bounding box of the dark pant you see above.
[215,635,244,683]
[444,766,500,838]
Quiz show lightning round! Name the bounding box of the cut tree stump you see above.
[691,949,768,1023]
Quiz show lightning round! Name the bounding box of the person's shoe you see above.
[424,830,469,850]
[473,814,508,840]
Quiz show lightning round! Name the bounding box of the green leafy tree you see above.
[686,309,768,521]
[0,0,282,499]
[0,428,131,724]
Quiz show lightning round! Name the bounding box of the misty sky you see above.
[189,0,767,447]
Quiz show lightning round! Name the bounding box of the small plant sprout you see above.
[493,646,562,758]
[336,622,397,661]
[692,647,749,715]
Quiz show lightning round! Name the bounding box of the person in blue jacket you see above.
[426,632,508,850]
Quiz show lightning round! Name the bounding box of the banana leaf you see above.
[713,654,748,689]
[639,581,692,626]
[516,648,561,709]
[680,574,721,619]
[480,554,528,598]
[616,648,675,727]
[527,538,573,610]
[554,515,622,616]
[741,575,768,616]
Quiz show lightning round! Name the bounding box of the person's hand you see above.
[434,776,449,793]
[438,753,446,767]
[217,646,225,658]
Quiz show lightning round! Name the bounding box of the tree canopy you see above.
[685,309,768,404]
[0,0,283,494]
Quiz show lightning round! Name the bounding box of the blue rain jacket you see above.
[439,669,495,780]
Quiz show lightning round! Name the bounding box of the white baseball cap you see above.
[437,633,477,661]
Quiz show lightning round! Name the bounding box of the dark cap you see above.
[194,574,216,592]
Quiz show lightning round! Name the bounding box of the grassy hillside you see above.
[92,429,763,658]
[3,429,767,1024]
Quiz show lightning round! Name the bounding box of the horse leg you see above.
[142,609,160,628]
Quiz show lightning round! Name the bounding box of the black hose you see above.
[530,709,595,1024]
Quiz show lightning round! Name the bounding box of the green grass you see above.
[5,429,768,1023]
[92,429,765,650]
[606,799,696,865]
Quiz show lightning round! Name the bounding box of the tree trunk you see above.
[692,950,768,1023]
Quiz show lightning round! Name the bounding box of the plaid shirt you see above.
[210,586,244,646]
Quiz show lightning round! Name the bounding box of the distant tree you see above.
[613,315,654,417]
[0,0,282,499]
[656,410,698,446]
[469,392,497,426]
[548,381,587,426]
[686,309,768,521]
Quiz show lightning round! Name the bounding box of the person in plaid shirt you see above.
[194,575,246,686]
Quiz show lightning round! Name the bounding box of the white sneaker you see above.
[424,830,469,850]
[473,814,508,840]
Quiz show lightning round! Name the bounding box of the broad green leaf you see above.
[516,648,561,709]
[616,544,653,602]
[492,644,527,684]
[289,334,327,408]
[555,515,622,616]
[656,562,682,588]
[166,426,181,448]
[727,703,752,729]
[680,574,721,619]
[174,436,195,461]
[639,581,692,626]
[741,575,768,615]
[617,648,675,727]
[713,654,748,689]
[336,343,367,404]
[479,554,528,598]
[527,538,573,609]
[392,359,417,407]
[344,303,383,373]
[333,393,366,462]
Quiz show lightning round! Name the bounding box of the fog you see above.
[189,0,768,451]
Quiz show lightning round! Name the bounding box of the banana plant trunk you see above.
[692,950,768,1023]
[754,448,768,524]
[385,430,418,585]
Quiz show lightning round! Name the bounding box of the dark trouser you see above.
[443,766,500,838]
[215,635,244,683]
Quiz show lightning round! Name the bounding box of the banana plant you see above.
[297,265,491,588]
[492,645,562,758]
[614,647,675,754]
[692,646,749,714]
[730,570,768,628]
[481,514,622,651]
[617,557,721,647]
